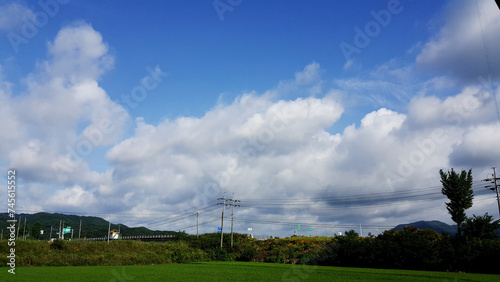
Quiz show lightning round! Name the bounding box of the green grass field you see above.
[1,262,499,281]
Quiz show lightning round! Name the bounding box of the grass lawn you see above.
[1,262,499,281]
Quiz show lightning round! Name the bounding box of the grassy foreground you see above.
[2,262,499,281]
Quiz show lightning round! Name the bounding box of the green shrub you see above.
[238,244,258,261]
[1,233,499,273]
[50,239,66,250]
[212,247,233,261]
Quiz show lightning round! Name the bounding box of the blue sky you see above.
[1,0,500,237]
[4,0,444,121]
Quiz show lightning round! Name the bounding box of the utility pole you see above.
[50,226,53,239]
[58,220,61,239]
[61,220,65,240]
[107,220,111,244]
[79,219,82,239]
[483,167,500,217]
[196,212,199,237]
[17,216,21,239]
[218,193,228,248]
[230,195,240,247]
[23,217,26,239]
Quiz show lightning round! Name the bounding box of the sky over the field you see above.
[1,0,500,237]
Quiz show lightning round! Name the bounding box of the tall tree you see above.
[440,168,474,238]
[462,213,500,240]
[31,221,42,240]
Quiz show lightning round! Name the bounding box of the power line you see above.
[217,193,228,248]
[482,167,500,217]
[196,212,199,237]
[175,218,220,232]
[12,171,499,237]
[229,195,240,247]
[217,193,241,247]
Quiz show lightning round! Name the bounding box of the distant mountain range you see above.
[391,220,457,235]
[0,212,179,239]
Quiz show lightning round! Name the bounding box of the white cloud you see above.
[106,93,344,201]
[0,23,128,213]
[294,62,320,85]
[334,77,411,108]
[408,85,499,129]
[103,77,499,233]
[343,60,354,70]
[416,0,500,82]
[449,122,500,167]
[45,22,114,82]
[268,63,324,99]
[47,185,97,208]
[0,90,23,157]
[405,84,500,169]
[3,20,500,236]
[0,3,34,32]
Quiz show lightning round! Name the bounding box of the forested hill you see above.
[391,220,457,235]
[0,212,179,239]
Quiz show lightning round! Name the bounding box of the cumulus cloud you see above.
[416,0,500,82]
[0,87,22,157]
[47,185,97,208]
[45,22,114,82]
[269,63,323,98]
[102,70,500,234]
[449,122,500,167]
[105,92,344,212]
[0,2,34,32]
[0,23,128,212]
[294,62,320,85]
[2,19,500,236]
[408,85,499,128]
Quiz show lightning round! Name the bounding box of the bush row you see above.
[1,230,499,273]
[251,231,500,274]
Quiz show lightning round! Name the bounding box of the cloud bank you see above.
[1,1,500,236]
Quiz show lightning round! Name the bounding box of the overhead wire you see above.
[14,173,497,234]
